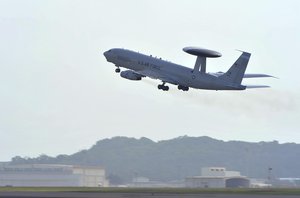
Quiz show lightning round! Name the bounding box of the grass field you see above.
[0,187,300,195]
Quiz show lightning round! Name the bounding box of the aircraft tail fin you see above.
[219,51,251,85]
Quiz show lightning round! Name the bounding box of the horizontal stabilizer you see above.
[246,85,270,89]
[244,74,277,78]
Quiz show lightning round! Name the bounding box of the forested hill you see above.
[10,136,300,184]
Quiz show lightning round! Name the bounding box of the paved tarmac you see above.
[0,192,299,198]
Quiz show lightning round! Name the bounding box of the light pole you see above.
[268,167,272,186]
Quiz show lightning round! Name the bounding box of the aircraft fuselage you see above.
[104,48,246,90]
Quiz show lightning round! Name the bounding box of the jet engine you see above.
[120,70,144,80]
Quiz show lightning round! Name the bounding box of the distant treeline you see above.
[10,136,300,184]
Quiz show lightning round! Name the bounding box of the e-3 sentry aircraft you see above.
[103,47,274,91]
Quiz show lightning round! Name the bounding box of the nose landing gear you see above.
[115,67,121,73]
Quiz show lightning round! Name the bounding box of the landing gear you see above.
[158,82,169,91]
[178,85,189,91]
[115,67,120,73]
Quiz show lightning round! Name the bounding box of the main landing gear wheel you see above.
[115,67,121,73]
[178,85,189,91]
[158,83,169,91]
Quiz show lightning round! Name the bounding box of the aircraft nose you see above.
[103,50,113,59]
[103,50,108,57]
[103,50,113,62]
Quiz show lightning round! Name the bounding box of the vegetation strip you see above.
[1,187,300,195]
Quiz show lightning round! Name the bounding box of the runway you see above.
[0,191,299,198]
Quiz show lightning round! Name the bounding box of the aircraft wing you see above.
[243,74,276,78]
[135,70,179,85]
[159,76,179,85]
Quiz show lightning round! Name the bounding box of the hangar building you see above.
[0,164,109,187]
[185,167,249,188]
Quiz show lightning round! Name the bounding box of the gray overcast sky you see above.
[0,0,299,161]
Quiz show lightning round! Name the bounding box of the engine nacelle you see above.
[120,70,143,80]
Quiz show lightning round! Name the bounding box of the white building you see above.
[186,167,249,188]
[0,164,109,187]
[130,177,184,188]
